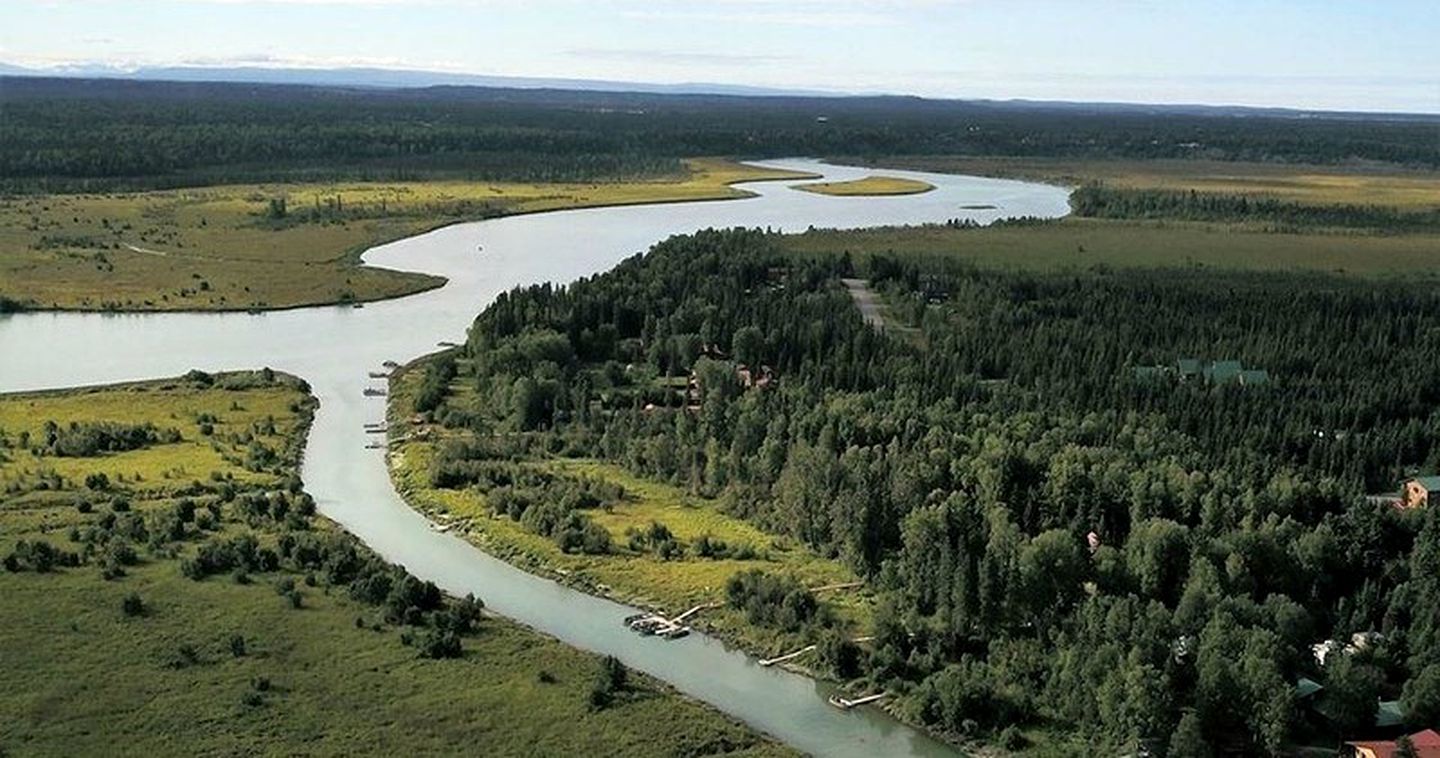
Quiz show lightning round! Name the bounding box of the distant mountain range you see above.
[0,61,839,98]
[1,61,1435,121]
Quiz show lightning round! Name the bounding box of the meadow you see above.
[793,176,935,196]
[0,158,813,312]
[0,374,791,757]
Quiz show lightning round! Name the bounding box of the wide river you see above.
[0,159,1069,757]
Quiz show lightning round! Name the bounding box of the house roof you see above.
[1240,369,1270,385]
[1346,729,1440,758]
[1206,360,1245,383]
[1376,699,1406,728]
[1295,677,1323,699]
[1411,476,1440,491]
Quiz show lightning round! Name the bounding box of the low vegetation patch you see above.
[0,372,791,757]
[0,158,813,312]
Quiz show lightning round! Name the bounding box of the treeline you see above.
[414,228,1440,752]
[3,77,1437,192]
[1072,185,1440,232]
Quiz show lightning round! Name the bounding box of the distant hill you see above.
[0,61,838,98]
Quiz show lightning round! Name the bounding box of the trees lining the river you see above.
[414,227,1440,752]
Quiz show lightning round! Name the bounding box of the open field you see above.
[0,374,791,757]
[0,158,815,312]
[784,217,1440,276]
[838,155,1440,207]
[793,175,935,197]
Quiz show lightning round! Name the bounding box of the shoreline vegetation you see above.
[0,158,816,313]
[0,372,793,757]
[792,175,936,197]
[385,356,874,673]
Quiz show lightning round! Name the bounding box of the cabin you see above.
[1401,476,1440,510]
[1345,728,1440,758]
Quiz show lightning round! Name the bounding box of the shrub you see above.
[121,592,145,617]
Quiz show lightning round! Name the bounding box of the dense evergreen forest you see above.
[413,229,1440,753]
[1071,186,1440,232]
[3,77,1438,192]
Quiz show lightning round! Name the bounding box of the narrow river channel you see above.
[0,159,1070,757]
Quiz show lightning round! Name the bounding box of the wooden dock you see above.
[759,644,816,667]
[828,692,888,710]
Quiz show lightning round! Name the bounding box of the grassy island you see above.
[793,175,935,197]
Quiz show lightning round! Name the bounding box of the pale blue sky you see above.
[2,0,1437,112]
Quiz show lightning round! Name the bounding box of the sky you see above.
[2,0,1438,113]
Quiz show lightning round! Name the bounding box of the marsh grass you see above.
[0,158,814,312]
[0,376,792,757]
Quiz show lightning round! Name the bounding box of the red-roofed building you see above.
[1346,729,1440,758]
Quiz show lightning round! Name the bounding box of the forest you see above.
[3,76,1438,192]
[1070,186,1440,232]
[406,227,1440,753]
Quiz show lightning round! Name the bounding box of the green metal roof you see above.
[1295,677,1324,699]
[1376,699,1405,728]
[1206,360,1244,383]
[1412,476,1440,491]
[1240,369,1270,386]
[1177,359,1202,375]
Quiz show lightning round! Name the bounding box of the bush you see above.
[121,592,145,617]
[229,634,247,657]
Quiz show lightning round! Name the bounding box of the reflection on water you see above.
[0,160,1069,757]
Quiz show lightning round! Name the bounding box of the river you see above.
[0,159,1070,757]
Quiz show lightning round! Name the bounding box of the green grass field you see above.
[793,175,935,196]
[0,158,815,312]
[784,217,1440,276]
[0,375,792,757]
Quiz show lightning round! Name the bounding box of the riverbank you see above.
[384,356,876,673]
[0,373,794,756]
[0,158,816,313]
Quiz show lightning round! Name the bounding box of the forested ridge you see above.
[3,77,1437,192]
[412,228,1440,753]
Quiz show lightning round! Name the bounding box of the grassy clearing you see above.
[390,442,873,657]
[839,155,1440,207]
[785,217,1440,276]
[793,175,935,197]
[0,375,792,757]
[0,158,815,312]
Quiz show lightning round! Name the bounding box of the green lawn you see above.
[0,374,793,757]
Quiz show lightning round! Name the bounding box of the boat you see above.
[622,613,648,627]
[381,360,399,369]
[367,371,389,379]
[661,626,690,640]
[363,387,387,397]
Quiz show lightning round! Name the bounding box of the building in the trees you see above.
[1135,359,1269,385]
[1344,728,1440,758]
[1401,476,1440,509]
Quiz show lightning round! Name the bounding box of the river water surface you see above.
[0,160,1070,757]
